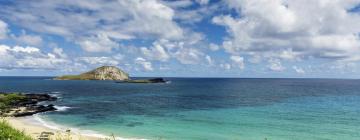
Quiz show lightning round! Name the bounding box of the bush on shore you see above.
[0,119,33,140]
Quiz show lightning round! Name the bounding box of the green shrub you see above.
[0,119,33,140]
[0,94,26,105]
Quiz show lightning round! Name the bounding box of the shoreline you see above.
[5,115,144,140]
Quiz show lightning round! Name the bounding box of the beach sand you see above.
[5,117,111,140]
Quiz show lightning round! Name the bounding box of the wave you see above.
[51,91,62,94]
[49,92,62,99]
[32,115,147,140]
[54,106,72,111]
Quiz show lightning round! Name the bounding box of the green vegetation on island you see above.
[55,66,129,80]
[0,120,33,140]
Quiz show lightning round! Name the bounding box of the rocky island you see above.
[55,66,129,80]
[0,92,57,117]
[55,66,168,83]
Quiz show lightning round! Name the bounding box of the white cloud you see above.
[205,55,213,65]
[144,39,207,65]
[195,0,210,5]
[141,43,170,62]
[209,43,220,51]
[214,0,360,61]
[230,55,244,69]
[11,46,40,53]
[0,44,69,69]
[220,63,231,70]
[268,59,286,72]
[248,54,262,64]
[164,0,221,24]
[52,47,67,58]
[135,57,153,71]
[174,48,204,64]
[11,31,43,46]
[77,57,119,66]
[293,66,305,74]
[161,0,194,8]
[77,34,118,53]
[0,20,8,39]
[0,0,184,51]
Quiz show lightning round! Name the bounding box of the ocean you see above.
[1,77,360,140]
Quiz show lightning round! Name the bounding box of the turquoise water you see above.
[1,77,360,139]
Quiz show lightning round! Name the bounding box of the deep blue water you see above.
[1,77,360,140]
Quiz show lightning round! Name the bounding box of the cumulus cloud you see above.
[11,31,43,46]
[141,39,206,65]
[174,48,204,64]
[205,55,213,65]
[213,0,360,62]
[0,0,184,52]
[293,66,305,74]
[0,45,69,69]
[77,57,120,66]
[209,43,220,51]
[77,34,118,53]
[135,57,153,71]
[230,55,245,69]
[195,0,210,5]
[164,0,222,24]
[52,47,67,58]
[268,59,286,72]
[220,63,231,70]
[141,43,170,62]
[0,20,8,39]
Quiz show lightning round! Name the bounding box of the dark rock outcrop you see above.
[13,104,56,117]
[0,93,58,117]
[120,78,168,83]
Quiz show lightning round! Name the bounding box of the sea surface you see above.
[1,77,360,140]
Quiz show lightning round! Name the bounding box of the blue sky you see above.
[0,0,360,78]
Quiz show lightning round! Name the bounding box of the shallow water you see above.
[1,77,360,140]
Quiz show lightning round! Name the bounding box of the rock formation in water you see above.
[120,78,168,83]
[0,92,57,117]
[55,66,129,80]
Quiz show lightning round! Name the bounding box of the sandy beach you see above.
[5,117,109,140]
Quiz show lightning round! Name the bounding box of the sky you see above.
[0,0,360,78]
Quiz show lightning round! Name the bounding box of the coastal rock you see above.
[55,66,129,80]
[13,104,56,117]
[121,78,168,83]
[0,93,58,117]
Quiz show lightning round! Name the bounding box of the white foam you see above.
[49,93,62,99]
[30,115,147,140]
[54,105,72,111]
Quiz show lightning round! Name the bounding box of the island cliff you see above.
[55,66,129,80]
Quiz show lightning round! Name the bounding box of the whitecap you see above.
[54,105,72,111]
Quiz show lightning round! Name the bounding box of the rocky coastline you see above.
[0,92,57,117]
